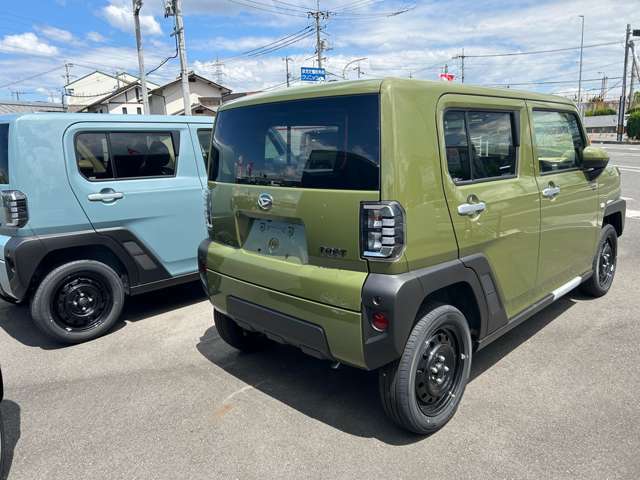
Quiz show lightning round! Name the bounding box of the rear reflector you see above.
[371,312,389,332]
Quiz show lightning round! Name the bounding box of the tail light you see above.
[360,201,404,260]
[1,190,28,228]
[203,188,213,234]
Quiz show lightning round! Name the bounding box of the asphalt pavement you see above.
[1,144,639,480]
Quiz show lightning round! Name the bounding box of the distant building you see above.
[584,114,621,141]
[149,72,231,116]
[0,100,65,114]
[65,70,160,112]
[79,82,147,115]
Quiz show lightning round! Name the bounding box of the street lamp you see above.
[342,57,367,79]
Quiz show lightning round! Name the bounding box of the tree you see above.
[627,112,640,140]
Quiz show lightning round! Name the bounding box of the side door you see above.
[438,95,541,329]
[64,122,206,280]
[527,103,599,294]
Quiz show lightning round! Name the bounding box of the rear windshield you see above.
[0,124,9,184]
[210,94,380,190]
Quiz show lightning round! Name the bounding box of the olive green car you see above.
[199,78,625,434]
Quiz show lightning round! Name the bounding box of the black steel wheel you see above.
[31,260,125,344]
[414,326,464,417]
[581,224,618,298]
[379,303,472,434]
[52,274,112,331]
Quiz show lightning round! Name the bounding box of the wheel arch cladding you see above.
[603,198,625,236]
[4,229,171,301]
[361,257,497,370]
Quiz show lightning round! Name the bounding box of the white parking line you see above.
[627,209,640,220]
[621,196,634,201]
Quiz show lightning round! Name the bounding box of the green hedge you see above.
[628,112,640,140]
[585,107,617,117]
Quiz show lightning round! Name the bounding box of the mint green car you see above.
[199,79,625,434]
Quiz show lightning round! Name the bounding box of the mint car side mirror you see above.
[582,146,609,173]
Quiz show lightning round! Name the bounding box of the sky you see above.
[0,0,638,103]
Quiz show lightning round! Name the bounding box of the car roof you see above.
[219,77,575,111]
[0,112,214,125]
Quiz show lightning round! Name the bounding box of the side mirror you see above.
[582,146,609,172]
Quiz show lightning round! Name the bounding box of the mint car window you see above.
[75,132,114,180]
[110,132,177,179]
[532,110,584,173]
[0,124,9,184]
[197,128,212,167]
[444,110,516,183]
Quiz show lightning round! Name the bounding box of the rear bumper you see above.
[205,267,367,369]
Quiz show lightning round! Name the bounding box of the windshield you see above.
[210,94,380,190]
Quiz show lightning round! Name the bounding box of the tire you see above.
[30,260,125,344]
[379,303,472,434]
[214,309,268,352]
[581,224,618,298]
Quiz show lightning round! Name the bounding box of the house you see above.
[149,72,231,116]
[0,100,65,114]
[584,114,621,141]
[65,70,159,112]
[79,81,148,115]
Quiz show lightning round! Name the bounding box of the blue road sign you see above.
[301,67,326,82]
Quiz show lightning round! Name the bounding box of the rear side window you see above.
[444,110,517,183]
[532,110,584,173]
[197,128,212,167]
[211,94,380,190]
[75,131,178,181]
[0,124,9,184]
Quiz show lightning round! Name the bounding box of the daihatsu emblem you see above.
[257,193,273,210]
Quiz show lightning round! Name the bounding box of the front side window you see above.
[532,110,584,173]
[444,110,517,183]
[75,132,113,180]
[75,131,177,180]
[211,94,380,190]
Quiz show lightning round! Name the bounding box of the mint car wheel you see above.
[30,260,125,344]
[379,304,472,434]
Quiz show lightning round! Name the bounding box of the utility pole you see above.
[618,24,631,142]
[577,15,585,116]
[628,41,637,110]
[133,0,150,114]
[308,0,328,69]
[62,62,73,112]
[283,56,292,87]
[165,0,191,115]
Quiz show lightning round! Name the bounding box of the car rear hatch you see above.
[206,93,381,311]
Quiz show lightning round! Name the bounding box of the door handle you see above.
[88,189,124,202]
[457,201,486,216]
[542,183,561,199]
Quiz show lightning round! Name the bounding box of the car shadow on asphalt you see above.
[0,282,205,350]
[196,295,578,445]
[0,399,21,480]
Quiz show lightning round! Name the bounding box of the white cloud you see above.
[101,2,162,36]
[87,31,107,43]
[38,25,75,43]
[0,32,59,56]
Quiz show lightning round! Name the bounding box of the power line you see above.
[0,65,64,89]
[459,41,622,59]
[482,76,622,87]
